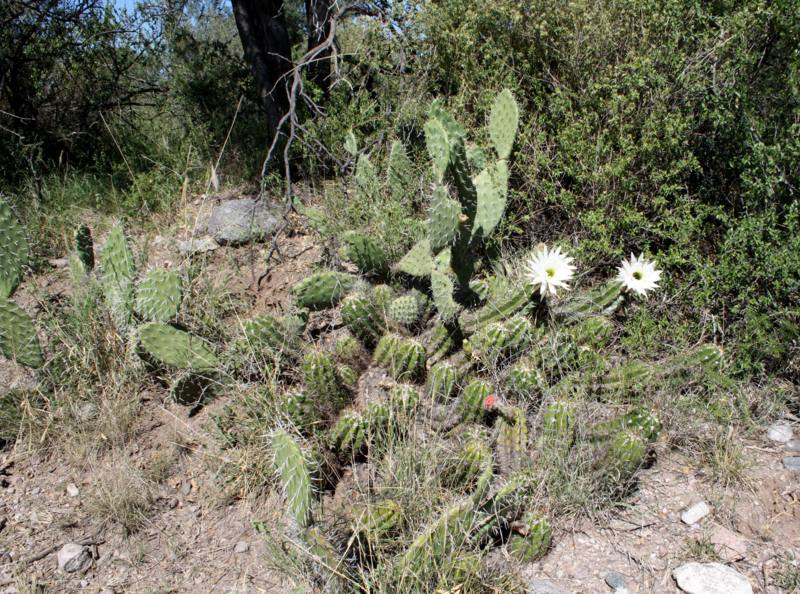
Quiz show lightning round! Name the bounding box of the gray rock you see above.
[673,562,752,594]
[681,501,711,525]
[605,571,627,589]
[177,237,219,255]
[782,456,800,471]
[57,543,92,573]
[234,540,250,553]
[66,483,79,497]
[767,422,793,443]
[206,198,281,245]
[785,439,800,452]
[527,578,569,594]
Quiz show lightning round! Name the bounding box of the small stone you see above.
[782,456,800,471]
[66,483,79,497]
[99,589,116,594]
[57,543,92,573]
[234,540,250,553]
[206,198,282,245]
[177,237,219,255]
[49,258,68,268]
[785,440,800,452]
[79,579,89,588]
[605,571,627,589]
[767,422,793,443]
[673,562,752,594]
[681,501,711,525]
[709,525,747,562]
[527,578,569,594]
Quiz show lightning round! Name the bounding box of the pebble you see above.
[234,540,250,553]
[66,483,79,497]
[681,501,711,525]
[783,457,800,471]
[603,572,627,590]
[767,422,793,443]
[709,525,747,561]
[177,237,219,255]
[57,543,92,573]
[785,440,800,452]
[527,579,569,594]
[673,562,752,594]
[79,579,89,588]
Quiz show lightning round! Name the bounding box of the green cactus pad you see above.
[74,225,95,272]
[507,512,552,562]
[138,323,218,370]
[354,154,379,202]
[466,144,488,172]
[374,333,426,382]
[424,117,451,181]
[489,89,520,160]
[292,271,353,311]
[388,141,413,203]
[459,378,494,423]
[396,239,433,277]
[135,268,182,322]
[341,292,385,347]
[271,429,314,527]
[428,186,462,250]
[242,313,302,358]
[343,130,358,155]
[431,248,459,321]
[472,160,509,240]
[0,298,43,368]
[99,223,137,333]
[426,361,460,402]
[341,231,388,276]
[0,199,28,299]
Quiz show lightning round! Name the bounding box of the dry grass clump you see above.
[86,455,154,534]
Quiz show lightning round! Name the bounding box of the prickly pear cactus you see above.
[138,322,219,371]
[0,298,43,368]
[354,154,380,203]
[387,141,413,204]
[0,198,29,299]
[99,223,137,333]
[292,271,353,311]
[341,231,388,276]
[396,239,433,278]
[507,512,552,562]
[459,378,493,423]
[271,428,314,527]
[426,361,459,402]
[374,333,426,382]
[135,268,182,322]
[74,225,95,273]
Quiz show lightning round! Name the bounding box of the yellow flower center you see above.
[545,267,555,278]
[632,271,643,280]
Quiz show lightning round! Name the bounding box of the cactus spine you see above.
[302,350,346,411]
[426,361,460,402]
[374,333,426,382]
[387,293,424,328]
[341,231,388,276]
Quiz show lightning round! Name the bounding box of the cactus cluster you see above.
[138,322,219,371]
[459,378,493,423]
[396,90,519,320]
[426,361,460,402]
[374,333,426,382]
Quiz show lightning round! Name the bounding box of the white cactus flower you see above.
[617,253,662,297]
[526,245,576,297]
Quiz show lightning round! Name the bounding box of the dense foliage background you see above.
[2,0,798,378]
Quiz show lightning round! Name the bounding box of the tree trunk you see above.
[305,0,333,96]
[230,0,292,138]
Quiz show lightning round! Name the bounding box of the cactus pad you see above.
[388,141,413,203]
[428,186,462,250]
[99,223,137,332]
[74,225,95,272]
[138,322,219,371]
[387,294,423,328]
[241,313,302,358]
[271,429,314,527]
[396,239,433,277]
[341,292,385,346]
[489,89,520,160]
[292,271,353,311]
[342,231,388,276]
[0,199,28,299]
[135,268,182,322]
[0,298,43,368]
